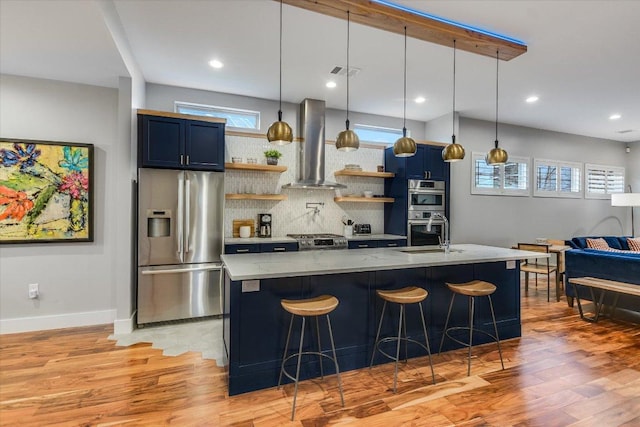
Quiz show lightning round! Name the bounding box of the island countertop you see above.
[221,243,540,281]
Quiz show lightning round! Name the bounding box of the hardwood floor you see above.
[1,279,639,426]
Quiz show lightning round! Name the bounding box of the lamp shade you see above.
[442,142,465,162]
[336,129,360,151]
[611,193,640,206]
[267,119,293,145]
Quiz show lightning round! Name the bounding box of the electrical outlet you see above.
[28,283,39,299]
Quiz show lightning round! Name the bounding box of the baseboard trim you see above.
[113,311,136,335]
[0,309,117,335]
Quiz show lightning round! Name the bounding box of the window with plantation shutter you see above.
[471,152,530,196]
[585,164,625,199]
[534,159,581,198]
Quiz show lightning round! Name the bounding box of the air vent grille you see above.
[329,65,361,77]
[616,129,635,134]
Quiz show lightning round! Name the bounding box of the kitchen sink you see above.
[397,247,461,254]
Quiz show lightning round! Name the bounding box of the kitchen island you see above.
[222,244,535,395]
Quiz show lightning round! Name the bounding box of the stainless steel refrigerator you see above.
[137,168,224,325]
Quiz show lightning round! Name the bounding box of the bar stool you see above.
[438,280,505,376]
[369,286,436,393]
[278,294,344,420]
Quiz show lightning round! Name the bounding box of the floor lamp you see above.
[611,185,640,237]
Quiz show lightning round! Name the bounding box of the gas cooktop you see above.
[287,233,348,250]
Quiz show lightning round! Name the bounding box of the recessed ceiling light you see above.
[326,81,337,89]
[525,95,539,103]
[414,96,426,104]
[609,113,621,120]
[209,59,223,69]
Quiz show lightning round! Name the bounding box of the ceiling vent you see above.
[329,65,361,78]
[616,129,636,134]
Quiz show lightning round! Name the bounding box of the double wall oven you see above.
[407,179,446,246]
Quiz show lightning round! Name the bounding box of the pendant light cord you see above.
[494,49,499,148]
[278,0,283,120]
[346,11,351,129]
[403,26,407,136]
[452,39,456,141]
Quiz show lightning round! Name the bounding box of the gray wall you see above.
[146,83,426,142]
[0,74,129,333]
[450,117,630,246]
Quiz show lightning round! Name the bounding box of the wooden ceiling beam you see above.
[280,0,527,61]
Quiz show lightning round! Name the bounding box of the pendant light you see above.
[267,0,293,145]
[336,11,360,152]
[442,39,465,162]
[393,26,417,157]
[486,50,508,165]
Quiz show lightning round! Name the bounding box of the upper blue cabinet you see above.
[385,145,449,181]
[138,110,225,171]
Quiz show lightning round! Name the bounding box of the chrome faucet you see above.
[427,212,450,254]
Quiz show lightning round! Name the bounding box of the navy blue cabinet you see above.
[225,242,298,254]
[348,239,406,249]
[139,112,225,171]
[386,145,448,181]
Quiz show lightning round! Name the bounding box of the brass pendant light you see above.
[486,50,508,165]
[393,26,417,157]
[442,39,465,162]
[336,10,360,152]
[267,0,293,145]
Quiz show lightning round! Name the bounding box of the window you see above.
[471,152,529,196]
[353,124,404,144]
[533,159,582,198]
[175,101,260,130]
[585,164,625,199]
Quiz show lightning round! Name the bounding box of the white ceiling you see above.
[1,0,639,143]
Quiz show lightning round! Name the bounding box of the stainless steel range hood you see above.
[282,99,346,190]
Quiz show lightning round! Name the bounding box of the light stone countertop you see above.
[221,243,545,281]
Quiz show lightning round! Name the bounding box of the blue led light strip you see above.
[371,0,527,46]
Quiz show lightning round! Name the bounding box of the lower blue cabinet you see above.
[225,242,298,254]
[348,239,407,249]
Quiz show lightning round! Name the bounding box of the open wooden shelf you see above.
[225,162,287,173]
[334,196,394,203]
[334,169,395,178]
[225,193,287,201]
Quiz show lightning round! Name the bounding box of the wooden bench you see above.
[568,277,640,322]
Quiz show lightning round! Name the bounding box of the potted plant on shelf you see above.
[264,149,282,165]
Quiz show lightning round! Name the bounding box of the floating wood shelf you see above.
[225,163,287,172]
[225,193,287,201]
[334,196,394,203]
[334,169,395,178]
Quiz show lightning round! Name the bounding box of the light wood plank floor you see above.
[1,279,639,426]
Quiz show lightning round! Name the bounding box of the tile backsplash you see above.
[224,134,387,237]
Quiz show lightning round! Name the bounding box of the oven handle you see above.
[408,189,445,194]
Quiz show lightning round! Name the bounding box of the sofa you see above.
[564,236,640,311]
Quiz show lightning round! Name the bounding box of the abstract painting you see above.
[0,138,93,243]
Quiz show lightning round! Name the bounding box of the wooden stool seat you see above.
[281,295,339,317]
[446,280,496,297]
[376,286,428,304]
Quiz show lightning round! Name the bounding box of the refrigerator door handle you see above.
[185,175,191,255]
[141,265,222,275]
[177,174,185,263]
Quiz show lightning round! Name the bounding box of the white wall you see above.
[624,140,640,236]
[0,74,130,333]
[450,117,630,246]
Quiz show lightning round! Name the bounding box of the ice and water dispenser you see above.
[147,210,171,237]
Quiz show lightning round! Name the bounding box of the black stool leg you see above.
[316,316,324,379]
[418,301,436,384]
[326,314,345,407]
[467,296,474,376]
[291,316,306,421]
[278,314,295,388]
[393,304,404,393]
[370,301,387,368]
[487,294,504,370]
[439,293,456,354]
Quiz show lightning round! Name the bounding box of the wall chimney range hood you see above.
[282,98,346,190]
